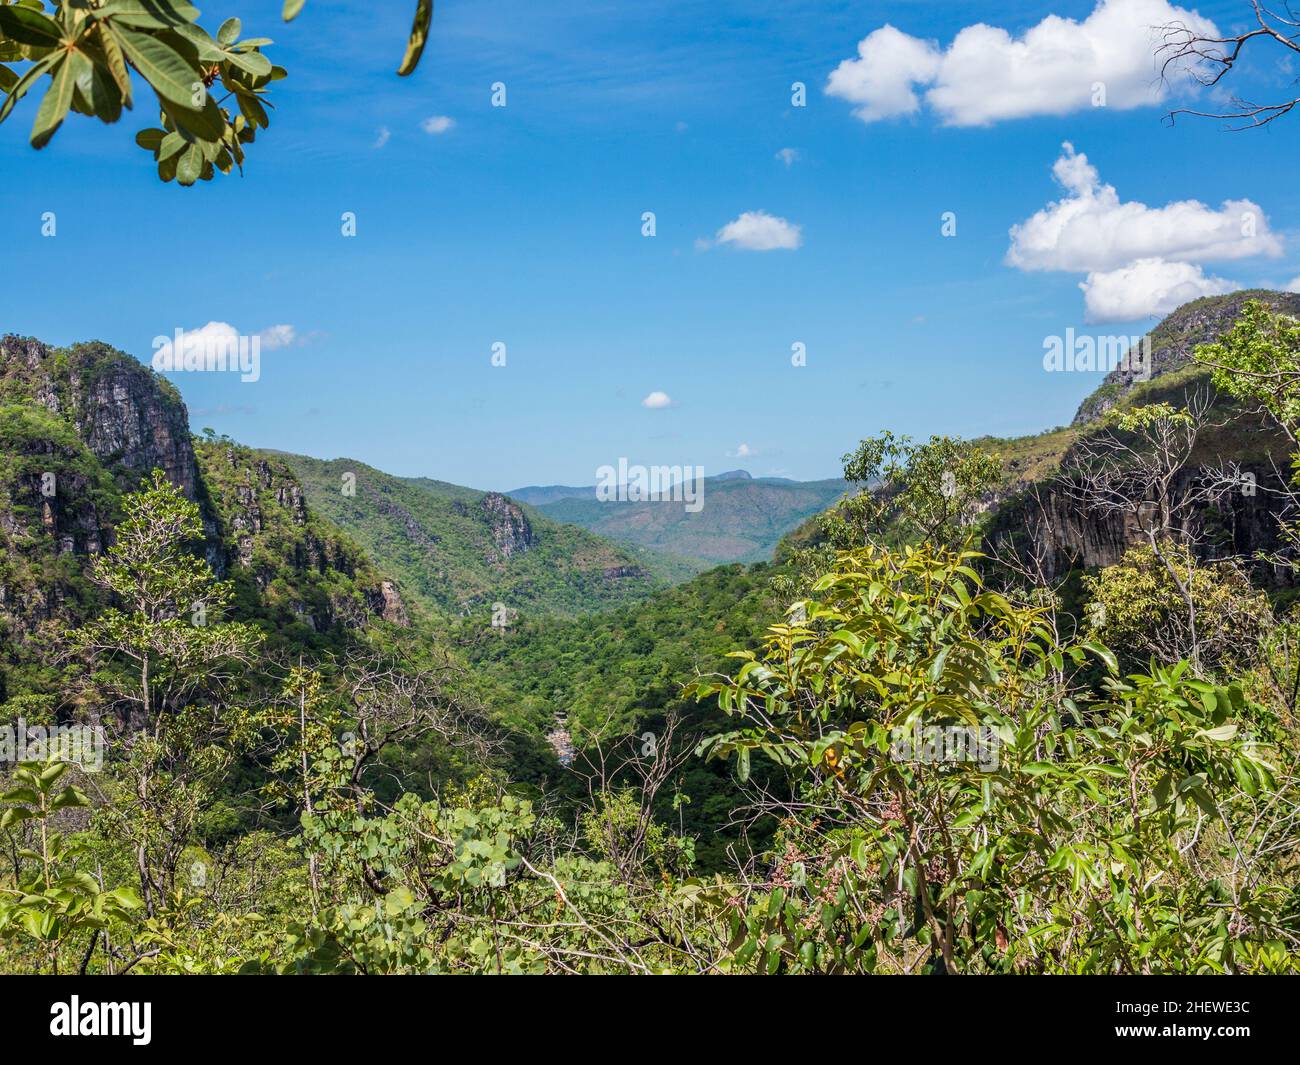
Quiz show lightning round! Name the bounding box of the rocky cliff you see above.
[0,335,407,702]
[1071,290,1300,426]
[480,492,536,561]
[983,290,1300,583]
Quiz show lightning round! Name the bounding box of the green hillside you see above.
[271,452,668,619]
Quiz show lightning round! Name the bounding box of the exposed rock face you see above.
[972,291,1300,585]
[0,335,409,675]
[2,335,200,497]
[602,564,648,580]
[480,492,536,560]
[987,459,1293,583]
[371,580,409,626]
[1072,291,1300,427]
[75,354,198,498]
[201,445,410,629]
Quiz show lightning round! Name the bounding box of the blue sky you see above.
[2,0,1298,489]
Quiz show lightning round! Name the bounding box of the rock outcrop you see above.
[0,335,409,691]
[480,492,536,561]
[987,459,1293,583]
[1072,290,1300,426]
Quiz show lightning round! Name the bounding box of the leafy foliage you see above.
[0,0,434,184]
[693,543,1293,973]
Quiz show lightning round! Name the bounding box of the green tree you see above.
[0,760,141,974]
[1083,541,1273,676]
[69,468,262,727]
[694,543,1293,973]
[1196,299,1300,447]
[0,0,434,185]
[66,468,263,917]
[823,432,1000,551]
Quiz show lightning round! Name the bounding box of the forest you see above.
[2,0,1300,988]
[1,296,1299,975]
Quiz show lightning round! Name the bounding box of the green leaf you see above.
[93,22,134,106]
[0,64,17,94]
[1196,724,1238,743]
[110,23,201,108]
[157,128,185,159]
[0,52,56,124]
[384,886,416,916]
[396,0,433,77]
[735,746,750,784]
[0,4,63,48]
[1080,640,1118,675]
[235,89,267,128]
[50,785,89,810]
[75,52,123,124]
[217,18,241,46]
[134,126,165,150]
[162,92,226,142]
[0,807,34,830]
[282,0,306,22]
[226,49,271,78]
[94,0,201,31]
[175,140,202,184]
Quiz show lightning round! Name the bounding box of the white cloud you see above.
[826,0,1218,126]
[826,24,941,122]
[1008,143,1281,273]
[775,147,801,167]
[257,324,297,350]
[728,443,754,458]
[373,127,391,149]
[641,391,673,409]
[154,322,299,362]
[1081,258,1237,322]
[420,115,455,135]
[1286,275,1300,294]
[712,210,802,252]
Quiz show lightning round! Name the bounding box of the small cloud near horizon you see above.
[641,391,673,409]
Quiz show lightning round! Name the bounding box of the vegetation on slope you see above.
[273,452,666,619]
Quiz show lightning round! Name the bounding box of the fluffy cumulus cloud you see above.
[1008,143,1280,273]
[1006,143,1281,321]
[826,24,941,122]
[154,322,298,362]
[826,0,1217,126]
[712,210,802,251]
[641,391,672,409]
[420,115,455,134]
[1080,259,1237,322]
[1286,276,1300,294]
[775,147,801,167]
